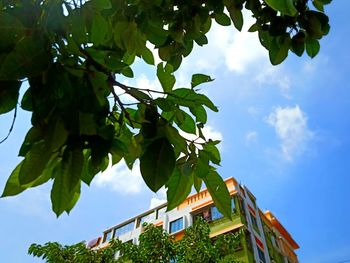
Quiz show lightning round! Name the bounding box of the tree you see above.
[0,0,331,217]
[29,220,242,262]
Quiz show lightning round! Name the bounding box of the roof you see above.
[264,211,300,250]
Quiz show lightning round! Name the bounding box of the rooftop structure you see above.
[88,177,299,263]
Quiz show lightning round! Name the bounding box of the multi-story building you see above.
[87,177,299,263]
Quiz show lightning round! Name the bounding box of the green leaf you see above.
[0,36,50,80]
[157,63,175,92]
[193,175,202,193]
[214,13,231,26]
[164,125,188,154]
[1,162,26,197]
[291,32,305,57]
[65,183,81,214]
[190,105,207,124]
[46,118,69,151]
[269,35,291,65]
[145,23,168,46]
[194,154,210,179]
[203,142,221,165]
[121,67,134,78]
[166,166,193,211]
[92,0,112,10]
[194,34,208,46]
[66,149,85,192]
[50,149,84,216]
[154,98,175,112]
[19,141,51,185]
[128,88,151,101]
[312,0,324,12]
[0,12,24,51]
[79,112,97,135]
[227,5,244,31]
[169,89,218,112]
[140,46,155,65]
[122,22,138,54]
[203,170,232,220]
[140,138,176,192]
[191,74,213,88]
[248,23,259,32]
[258,30,272,50]
[264,0,297,17]
[0,80,21,114]
[2,157,54,197]
[175,109,196,134]
[91,14,108,45]
[305,38,320,58]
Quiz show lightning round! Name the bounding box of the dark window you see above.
[250,213,258,229]
[257,247,266,263]
[169,217,183,233]
[245,231,253,250]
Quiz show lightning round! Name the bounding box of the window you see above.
[231,197,236,213]
[103,230,112,243]
[271,235,277,247]
[194,206,224,223]
[250,213,258,229]
[245,231,253,250]
[211,206,224,220]
[239,197,246,215]
[139,211,156,225]
[257,247,266,263]
[115,221,135,237]
[169,217,184,233]
[157,207,166,219]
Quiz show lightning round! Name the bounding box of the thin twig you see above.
[0,105,18,145]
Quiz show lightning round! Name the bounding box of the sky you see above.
[0,2,349,262]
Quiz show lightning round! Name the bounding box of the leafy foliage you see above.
[29,220,242,263]
[0,0,331,217]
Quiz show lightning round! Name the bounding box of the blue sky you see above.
[0,2,349,262]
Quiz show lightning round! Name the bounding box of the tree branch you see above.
[0,105,18,145]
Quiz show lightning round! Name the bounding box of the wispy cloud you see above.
[245,131,258,143]
[255,65,292,99]
[2,186,52,220]
[265,105,314,161]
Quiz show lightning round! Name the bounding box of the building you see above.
[88,177,299,263]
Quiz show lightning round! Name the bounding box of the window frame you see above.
[103,230,113,243]
[257,246,266,263]
[169,217,184,234]
[114,221,135,238]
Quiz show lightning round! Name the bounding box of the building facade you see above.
[88,177,299,263]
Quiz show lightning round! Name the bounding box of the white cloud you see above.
[245,131,258,143]
[94,160,144,195]
[178,15,268,79]
[202,125,223,141]
[266,105,314,161]
[149,187,167,209]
